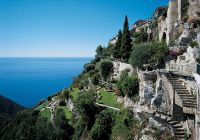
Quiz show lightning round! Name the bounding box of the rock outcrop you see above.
[138,71,157,105]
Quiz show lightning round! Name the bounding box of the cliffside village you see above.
[110,0,200,139]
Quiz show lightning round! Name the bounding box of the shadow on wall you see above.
[173,103,184,121]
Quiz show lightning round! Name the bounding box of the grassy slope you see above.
[37,101,50,111]
[71,88,79,101]
[97,89,122,109]
[58,106,72,120]
[40,108,51,121]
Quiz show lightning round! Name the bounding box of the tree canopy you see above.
[90,109,115,140]
[130,42,168,70]
[121,16,132,62]
[99,60,113,81]
[117,70,139,97]
[113,30,123,59]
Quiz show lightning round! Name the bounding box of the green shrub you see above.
[55,109,74,139]
[130,42,168,70]
[190,41,198,48]
[182,15,189,22]
[90,109,115,140]
[91,73,100,85]
[63,89,71,99]
[99,60,113,81]
[59,99,66,106]
[84,64,95,72]
[75,90,97,129]
[151,19,158,27]
[88,70,96,77]
[117,71,139,98]
[78,80,85,90]
[47,96,52,101]
[72,117,87,140]
[111,109,141,140]
[133,31,148,44]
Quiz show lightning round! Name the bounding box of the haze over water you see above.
[0,57,91,107]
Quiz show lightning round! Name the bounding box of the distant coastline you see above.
[0,57,92,107]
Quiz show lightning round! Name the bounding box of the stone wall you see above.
[165,46,199,76]
[161,74,185,120]
[158,17,167,42]
[193,74,200,140]
[138,71,157,105]
[161,75,174,115]
[188,0,200,18]
[113,61,134,79]
[166,0,179,45]
[178,0,189,21]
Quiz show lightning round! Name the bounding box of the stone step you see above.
[175,135,185,139]
[174,131,185,135]
[173,128,185,131]
[175,89,189,92]
[170,79,182,81]
[179,95,196,98]
[172,84,186,87]
[179,94,195,97]
[182,98,196,101]
[168,78,179,81]
[169,121,179,125]
[167,76,178,79]
[170,81,183,84]
[173,86,187,89]
[183,102,197,105]
[172,85,187,90]
[173,124,183,128]
[182,99,197,102]
[182,101,197,105]
[182,104,197,108]
[182,100,196,103]
[176,92,190,95]
[170,81,183,85]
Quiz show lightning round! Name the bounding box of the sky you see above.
[0,0,168,57]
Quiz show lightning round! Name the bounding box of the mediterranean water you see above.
[0,57,92,108]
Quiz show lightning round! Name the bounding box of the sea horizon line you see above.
[0,56,94,58]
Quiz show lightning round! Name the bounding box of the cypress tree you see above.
[121,15,132,62]
[113,30,122,59]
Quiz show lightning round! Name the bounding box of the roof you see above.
[133,20,146,26]
[132,20,149,29]
[153,6,168,17]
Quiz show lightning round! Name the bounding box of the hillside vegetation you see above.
[0,14,173,140]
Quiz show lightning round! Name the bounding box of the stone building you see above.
[153,6,168,19]
[131,0,200,45]
[132,20,149,33]
[165,0,200,45]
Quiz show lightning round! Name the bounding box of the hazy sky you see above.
[0,0,168,57]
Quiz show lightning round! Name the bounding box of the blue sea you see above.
[0,57,92,108]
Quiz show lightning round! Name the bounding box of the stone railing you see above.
[165,63,197,76]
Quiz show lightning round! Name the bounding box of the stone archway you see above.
[162,32,167,42]
[149,33,153,42]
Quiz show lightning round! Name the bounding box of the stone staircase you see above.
[166,75,197,109]
[153,113,186,140]
[167,118,186,140]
